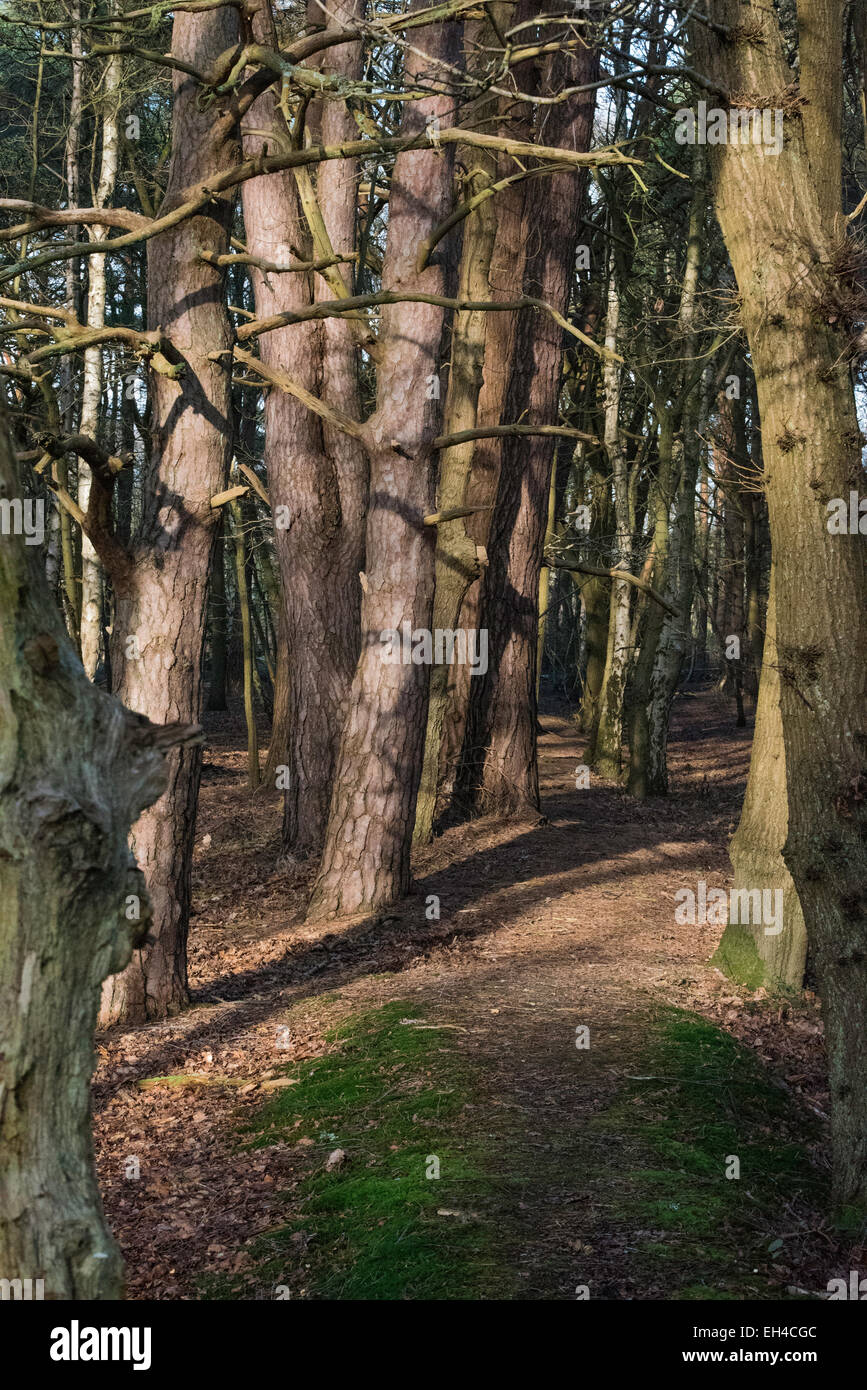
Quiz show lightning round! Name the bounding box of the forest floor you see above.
[93,687,862,1301]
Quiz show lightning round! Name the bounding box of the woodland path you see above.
[93,691,842,1300]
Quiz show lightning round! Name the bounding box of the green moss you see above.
[207,1002,514,1300]
[834,1204,867,1235]
[589,1007,823,1299]
[710,923,769,991]
[197,1001,824,1301]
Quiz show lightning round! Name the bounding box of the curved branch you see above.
[238,290,623,363]
[0,134,638,288]
[548,554,680,617]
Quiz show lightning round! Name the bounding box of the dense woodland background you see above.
[1,0,866,1302]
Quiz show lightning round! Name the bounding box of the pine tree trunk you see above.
[306,7,459,919]
[241,0,366,860]
[438,106,531,810]
[414,104,498,844]
[99,6,239,1025]
[459,35,599,814]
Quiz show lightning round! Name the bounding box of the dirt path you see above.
[94,690,848,1300]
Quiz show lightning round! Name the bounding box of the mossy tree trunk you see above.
[712,573,807,991]
[592,256,631,780]
[414,71,498,844]
[694,0,867,1215]
[0,411,193,1298]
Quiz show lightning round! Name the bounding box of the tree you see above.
[240,0,367,859]
[0,408,194,1297]
[77,16,122,681]
[100,4,240,1023]
[693,0,867,1215]
[306,5,460,918]
[459,28,600,815]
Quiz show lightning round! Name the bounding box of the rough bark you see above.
[99,6,239,1024]
[712,572,807,990]
[306,7,459,919]
[439,105,531,811]
[0,410,193,1298]
[414,62,498,844]
[459,34,600,814]
[241,0,367,859]
[694,0,867,1216]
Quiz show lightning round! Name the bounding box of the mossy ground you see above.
[200,1000,825,1300]
[200,1002,516,1300]
[584,1007,823,1298]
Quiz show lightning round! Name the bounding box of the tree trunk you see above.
[78,23,121,681]
[627,412,674,797]
[438,101,532,812]
[459,33,599,814]
[577,442,614,743]
[0,411,193,1298]
[306,7,459,919]
[99,6,239,1025]
[712,572,807,990]
[230,498,260,788]
[694,0,867,1216]
[635,153,705,794]
[206,513,228,711]
[592,255,631,779]
[262,605,291,788]
[414,92,498,844]
[241,0,367,860]
[646,400,703,794]
[714,388,747,720]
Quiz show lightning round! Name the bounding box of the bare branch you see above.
[239,291,623,363]
[0,134,638,287]
[549,554,680,616]
[434,423,599,449]
[229,347,366,440]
